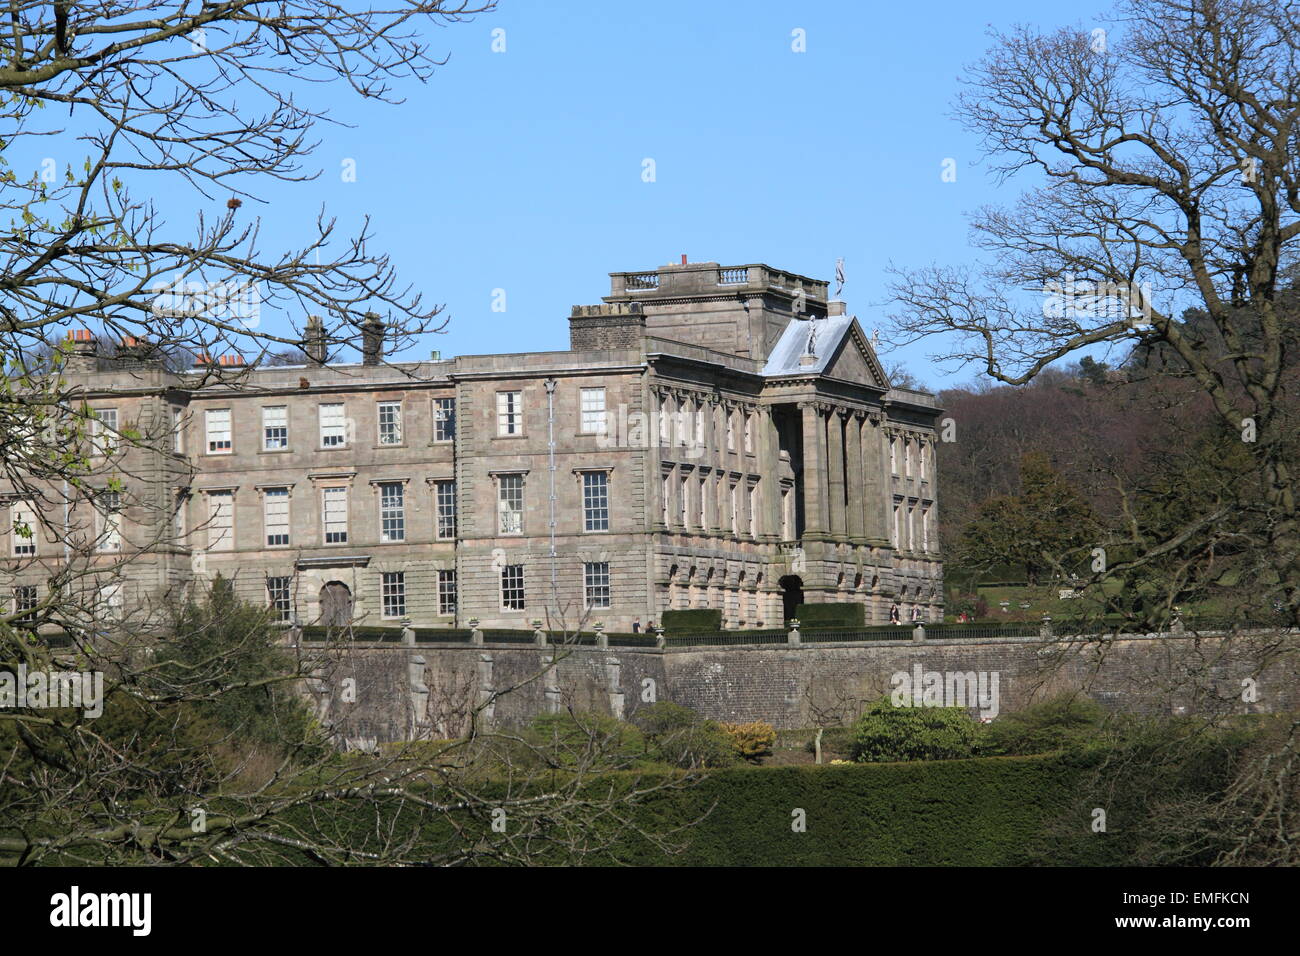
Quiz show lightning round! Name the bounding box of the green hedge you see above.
[794,603,865,629]
[661,609,723,633]
[601,756,1079,866]
[266,753,1079,866]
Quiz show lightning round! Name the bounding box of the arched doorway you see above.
[319,581,353,626]
[779,575,803,623]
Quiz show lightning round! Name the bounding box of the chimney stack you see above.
[64,329,99,373]
[303,315,327,365]
[361,312,385,367]
[115,335,156,367]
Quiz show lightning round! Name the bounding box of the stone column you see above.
[762,407,781,540]
[817,406,832,536]
[827,408,847,540]
[847,412,866,542]
[867,416,890,541]
[799,402,826,539]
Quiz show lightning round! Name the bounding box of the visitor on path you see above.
[890,604,901,625]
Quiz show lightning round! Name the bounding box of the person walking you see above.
[890,603,901,625]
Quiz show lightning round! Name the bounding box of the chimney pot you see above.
[681,254,687,265]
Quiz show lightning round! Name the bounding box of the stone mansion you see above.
[3,260,944,632]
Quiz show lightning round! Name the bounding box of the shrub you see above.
[526,711,645,771]
[980,693,1107,756]
[794,603,865,628]
[630,701,737,768]
[849,696,980,762]
[720,721,776,759]
[660,609,723,633]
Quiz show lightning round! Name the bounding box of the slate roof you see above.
[761,314,856,377]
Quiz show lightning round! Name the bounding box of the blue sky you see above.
[31,0,1100,388]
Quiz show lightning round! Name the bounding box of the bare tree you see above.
[0,0,710,866]
[886,0,1300,862]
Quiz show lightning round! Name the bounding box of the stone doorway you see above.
[779,575,803,624]
[319,581,354,627]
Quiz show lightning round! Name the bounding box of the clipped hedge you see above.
[661,608,723,633]
[263,752,1079,866]
[597,755,1080,866]
[794,603,865,629]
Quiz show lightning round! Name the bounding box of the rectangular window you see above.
[381,571,406,618]
[496,390,522,436]
[699,476,707,528]
[433,398,456,442]
[749,482,759,537]
[262,406,288,450]
[435,480,457,540]
[438,569,457,615]
[661,473,671,526]
[584,561,610,609]
[904,438,912,477]
[97,490,122,553]
[501,564,525,610]
[264,487,290,547]
[497,474,523,535]
[730,482,740,535]
[659,397,671,445]
[781,486,792,540]
[378,401,403,445]
[172,406,184,453]
[206,408,232,454]
[173,490,187,544]
[322,487,348,544]
[98,581,123,621]
[319,403,346,448]
[582,471,609,532]
[921,506,930,551]
[11,501,36,556]
[91,408,118,456]
[694,403,704,447]
[580,387,607,435]
[679,475,689,528]
[890,437,898,475]
[14,585,37,624]
[266,576,292,623]
[744,412,754,453]
[207,490,232,552]
[726,409,735,450]
[379,481,405,542]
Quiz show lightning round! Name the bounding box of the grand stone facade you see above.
[3,260,943,632]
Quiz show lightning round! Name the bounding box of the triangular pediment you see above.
[822,319,889,389]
